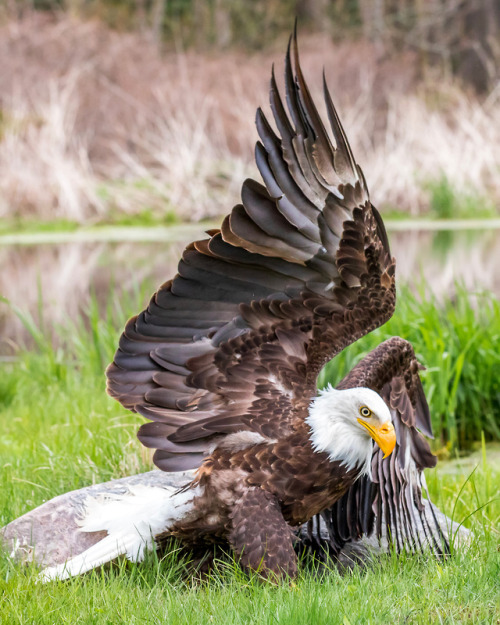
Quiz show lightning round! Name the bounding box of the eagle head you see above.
[306,385,396,474]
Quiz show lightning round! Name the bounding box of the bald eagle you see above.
[41,34,446,582]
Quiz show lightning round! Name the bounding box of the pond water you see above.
[1,224,499,355]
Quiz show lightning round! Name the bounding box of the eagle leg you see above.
[228,488,297,580]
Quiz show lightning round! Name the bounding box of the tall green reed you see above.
[319,285,500,450]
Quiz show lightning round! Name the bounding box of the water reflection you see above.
[0,240,186,355]
[1,227,499,355]
[394,228,500,295]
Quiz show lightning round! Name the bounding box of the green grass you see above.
[426,177,497,220]
[0,207,181,237]
[0,217,81,236]
[1,539,499,624]
[1,287,499,624]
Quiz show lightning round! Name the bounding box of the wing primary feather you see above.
[322,71,359,186]
[284,36,305,136]
[292,31,332,153]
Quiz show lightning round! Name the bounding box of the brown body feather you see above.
[106,33,442,577]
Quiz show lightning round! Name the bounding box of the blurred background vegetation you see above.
[7,0,500,95]
[0,0,499,226]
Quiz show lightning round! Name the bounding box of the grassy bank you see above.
[0,289,499,623]
[1,371,499,624]
[3,216,500,245]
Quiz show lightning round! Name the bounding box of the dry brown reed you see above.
[0,12,499,223]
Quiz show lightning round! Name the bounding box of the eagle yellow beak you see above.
[357,419,396,459]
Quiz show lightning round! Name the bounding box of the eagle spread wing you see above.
[106,35,444,564]
[106,36,395,473]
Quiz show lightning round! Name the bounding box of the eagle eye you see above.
[359,406,372,418]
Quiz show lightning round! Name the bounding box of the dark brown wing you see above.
[310,337,449,557]
[106,35,395,472]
